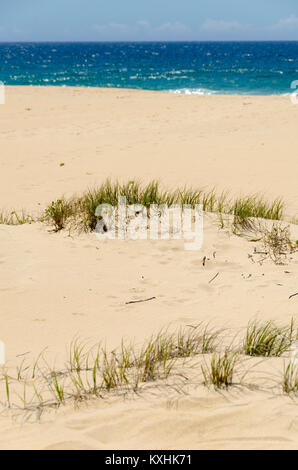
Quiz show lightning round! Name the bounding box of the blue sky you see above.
[0,0,298,41]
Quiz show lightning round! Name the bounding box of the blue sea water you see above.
[0,42,298,95]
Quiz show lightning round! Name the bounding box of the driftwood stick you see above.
[289,292,298,300]
[126,296,156,305]
[209,272,219,284]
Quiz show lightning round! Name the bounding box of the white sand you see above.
[0,87,297,450]
[1,86,298,216]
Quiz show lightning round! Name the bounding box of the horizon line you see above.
[1,39,298,44]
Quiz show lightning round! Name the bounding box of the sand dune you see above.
[0,87,297,450]
[0,215,297,449]
[1,385,297,450]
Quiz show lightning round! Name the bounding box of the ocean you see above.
[0,41,298,95]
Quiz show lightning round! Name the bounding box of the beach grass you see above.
[0,210,33,226]
[40,179,286,232]
[44,198,76,231]
[283,362,298,394]
[201,350,239,389]
[0,180,288,232]
[0,324,220,413]
[1,320,297,416]
[232,195,284,222]
[243,319,296,357]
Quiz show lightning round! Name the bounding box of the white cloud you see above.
[201,19,250,33]
[92,20,190,39]
[136,20,150,28]
[157,22,190,33]
[269,15,298,31]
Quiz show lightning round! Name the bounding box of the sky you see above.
[0,0,298,41]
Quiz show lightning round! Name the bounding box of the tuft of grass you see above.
[132,334,176,384]
[202,188,217,212]
[100,352,125,391]
[4,374,11,408]
[179,187,203,207]
[232,196,284,221]
[283,363,298,394]
[243,320,296,357]
[79,181,120,231]
[0,210,33,225]
[262,224,298,264]
[68,339,87,373]
[44,198,75,231]
[201,351,238,389]
[176,324,219,356]
[51,371,65,404]
[231,196,284,233]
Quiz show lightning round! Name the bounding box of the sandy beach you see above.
[0,86,297,450]
[1,86,298,215]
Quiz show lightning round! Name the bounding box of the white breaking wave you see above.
[170,88,288,96]
[170,88,218,95]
